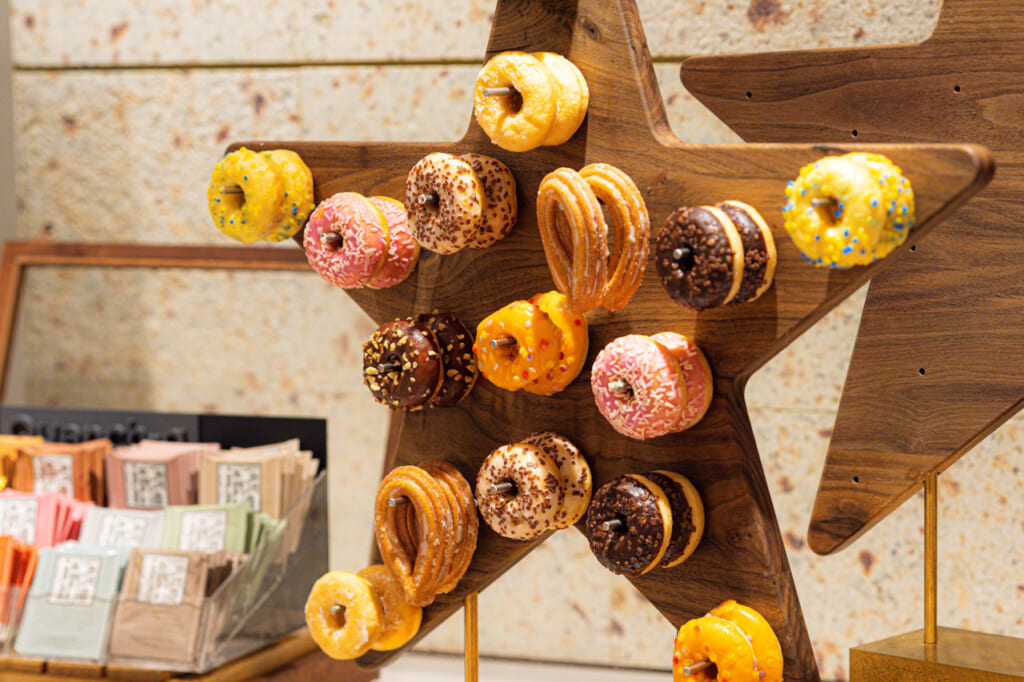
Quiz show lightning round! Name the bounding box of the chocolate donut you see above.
[405,152,484,254]
[362,318,443,410]
[645,470,703,568]
[717,200,777,305]
[656,205,745,310]
[585,474,672,577]
[416,312,478,408]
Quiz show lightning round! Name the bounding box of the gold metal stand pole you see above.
[923,472,938,645]
[465,591,479,682]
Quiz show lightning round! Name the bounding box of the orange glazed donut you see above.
[673,615,760,682]
[709,600,783,682]
[356,565,422,651]
[305,570,382,660]
[525,291,588,396]
[474,299,563,392]
[475,443,565,541]
[405,152,484,254]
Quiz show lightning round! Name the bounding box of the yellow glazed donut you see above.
[260,149,315,242]
[473,299,564,391]
[783,154,888,268]
[532,52,589,146]
[357,564,423,651]
[525,291,588,395]
[474,52,557,152]
[305,570,383,660]
[844,152,915,265]
[207,147,284,244]
[673,615,760,682]
[709,600,783,682]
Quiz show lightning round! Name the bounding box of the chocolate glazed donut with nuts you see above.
[362,318,443,410]
[656,205,745,311]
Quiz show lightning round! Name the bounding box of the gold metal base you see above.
[851,627,1024,681]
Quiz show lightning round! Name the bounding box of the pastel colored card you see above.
[108,548,208,664]
[14,545,128,661]
[78,507,164,549]
[161,503,249,554]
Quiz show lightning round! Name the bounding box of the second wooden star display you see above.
[229,1,992,679]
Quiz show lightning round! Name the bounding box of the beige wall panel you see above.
[10,0,939,67]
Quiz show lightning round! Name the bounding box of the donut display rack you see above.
[683,1,1024,677]
[227,1,993,680]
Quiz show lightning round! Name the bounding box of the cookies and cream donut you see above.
[521,431,592,529]
[474,52,558,152]
[585,474,673,577]
[656,205,745,311]
[405,152,485,254]
[356,564,422,652]
[305,570,383,659]
[362,318,443,410]
[475,442,564,541]
[416,312,478,408]
[645,470,704,568]
[304,192,390,289]
[716,200,776,304]
[366,196,420,289]
[591,334,686,440]
[460,153,518,249]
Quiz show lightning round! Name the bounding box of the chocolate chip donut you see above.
[362,318,443,410]
[475,443,564,541]
[460,153,518,249]
[717,200,777,305]
[416,312,478,408]
[645,470,704,568]
[405,152,484,254]
[585,474,672,577]
[656,205,745,311]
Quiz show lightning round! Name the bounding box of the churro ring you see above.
[524,291,588,395]
[474,52,557,152]
[521,431,591,529]
[473,299,564,392]
[709,600,783,682]
[783,154,888,268]
[673,614,760,682]
[357,564,422,652]
[207,147,285,244]
[375,465,446,606]
[460,153,518,250]
[475,443,565,541]
[405,152,485,254]
[420,460,478,594]
[578,163,650,310]
[536,167,609,313]
[532,52,589,146]
[305,570,382,660]
[260,149,316,242]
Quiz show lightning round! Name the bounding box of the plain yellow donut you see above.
[305,570,383,659]
[357,564,423,651]
[474,52,557,152]
[532,52,589,146]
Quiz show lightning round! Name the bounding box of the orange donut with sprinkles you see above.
[473,299,563,392]
[525,291,588,395]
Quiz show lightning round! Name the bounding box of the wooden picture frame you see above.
[0,240,310,399]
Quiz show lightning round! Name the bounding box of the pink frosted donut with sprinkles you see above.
[304,192,390,289]
[591,334,686,440]
[650,332,713,431]
[366,196,420,289]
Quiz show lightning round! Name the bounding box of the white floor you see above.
[378,652,667,681]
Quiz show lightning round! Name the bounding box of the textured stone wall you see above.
[8,2,1024,680]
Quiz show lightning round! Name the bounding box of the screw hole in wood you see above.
[954,84,961,93]
[919,368,926,376]
[852,476,860,484]
[745,91,752,99]
[851,129,859,137]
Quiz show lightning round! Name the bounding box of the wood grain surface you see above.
[228,1,992,679]
[681,0,1024,556]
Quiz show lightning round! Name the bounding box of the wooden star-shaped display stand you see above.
[231,1,990,679]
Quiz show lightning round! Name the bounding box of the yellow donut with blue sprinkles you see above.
[783,154,888,268]
[260,149,315,242]
[844,152,915,265]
